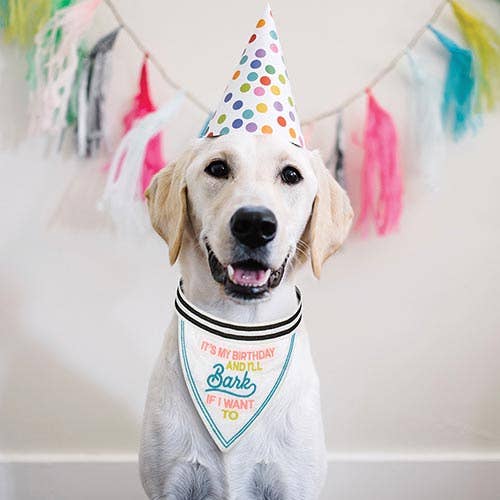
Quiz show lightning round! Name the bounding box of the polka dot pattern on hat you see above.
[203,4,304,147]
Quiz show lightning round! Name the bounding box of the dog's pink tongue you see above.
[231,267,269,287]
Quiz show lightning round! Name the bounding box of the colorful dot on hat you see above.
[255,48,266,58]
[240,55,248,65]
[232,118,243,129]
[246,122,258,132]
[221,127,230,135]
[260,76,271,86]
[247,72,258,81]
[277,116,286,127]
[270,43,278,53]
[224,93,233,103]
[232,70,240,80]
[289,128,296,138]
[269,30,278,40]
[278,74,286,84]
[270,85,280,95]
[240,83,251,92]
[265,65,275,74]
[242,109,254,119]
[250,59,262,69]
[288,96,294,106]
[256,103,268,113]
[262,125,273,134]
[274,101,283,111]
[254,87,265,96]
[256,18,266,28]
[289,111,295,121]
[232,100,243,110]
[217,114,227,124]
[249,34,257,43]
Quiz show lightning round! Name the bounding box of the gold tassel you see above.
[451,0,500,112]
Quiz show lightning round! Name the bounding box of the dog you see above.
[140,132,353,500]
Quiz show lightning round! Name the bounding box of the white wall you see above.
[1,0,499,482]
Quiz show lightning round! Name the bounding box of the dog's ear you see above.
[145,151,191,265]
[304,150,354,279]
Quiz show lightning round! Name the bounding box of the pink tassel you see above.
[356,90,403,236]
[115,57,166,197]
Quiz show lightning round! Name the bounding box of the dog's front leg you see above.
[140,327,226,500]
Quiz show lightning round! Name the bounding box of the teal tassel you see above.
[0,0,9,29]
[428,26,477,140]
[198,111,214,137]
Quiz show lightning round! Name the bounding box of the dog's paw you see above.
[162,462,223,500]
[248,463,286,500]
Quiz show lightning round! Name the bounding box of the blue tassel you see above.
[0,0,8,28]
[428,26,477,140]
[198,111,214,138]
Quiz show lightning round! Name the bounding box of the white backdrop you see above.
[1,0,499,469]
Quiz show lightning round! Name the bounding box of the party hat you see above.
[202,4,305,147]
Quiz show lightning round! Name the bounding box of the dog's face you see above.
[146,134,353,302]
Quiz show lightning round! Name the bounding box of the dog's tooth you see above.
[227,264,235,282]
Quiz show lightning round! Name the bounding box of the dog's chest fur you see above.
[139,317,327,500]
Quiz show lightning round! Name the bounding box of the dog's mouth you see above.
[206,243,288,300]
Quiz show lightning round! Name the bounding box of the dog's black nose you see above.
[230,206,277,248]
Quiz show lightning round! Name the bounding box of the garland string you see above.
[102,0,451,125]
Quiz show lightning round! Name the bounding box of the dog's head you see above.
[146,134,353,301]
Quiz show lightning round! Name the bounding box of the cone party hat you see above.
[202,4,305,147]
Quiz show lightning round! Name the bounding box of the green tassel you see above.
[451,0,500,112]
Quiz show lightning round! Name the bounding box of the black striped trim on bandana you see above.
[175,281,302,341]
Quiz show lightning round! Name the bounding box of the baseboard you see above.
[1,452,499,500]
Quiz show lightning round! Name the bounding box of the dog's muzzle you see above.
[204,206,289,300]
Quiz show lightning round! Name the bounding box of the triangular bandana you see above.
[175,284,302,451]
[202,4,305,147]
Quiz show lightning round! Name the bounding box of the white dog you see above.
[140,133,353,500]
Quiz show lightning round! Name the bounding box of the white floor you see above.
[1,455,500,500]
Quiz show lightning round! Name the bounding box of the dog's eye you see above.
[280,166,303,185]
[205,160,230,179]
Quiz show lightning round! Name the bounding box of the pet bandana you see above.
[175,283,302,451]
[200,4,305,148]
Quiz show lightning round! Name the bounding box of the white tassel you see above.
[99,92,185,235]
[29,0,101,135]
[407,51,446,191]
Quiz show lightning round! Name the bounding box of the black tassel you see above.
[77,27,121,158]
[326,115,346,188]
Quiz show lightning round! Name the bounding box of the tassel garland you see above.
[99,91,184,233]
[76,28,120,157]
[407,52,446,191]
[429,26,477,140]
[29,0,101,135]
[357,91,403,236]
[451,1,500,112]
